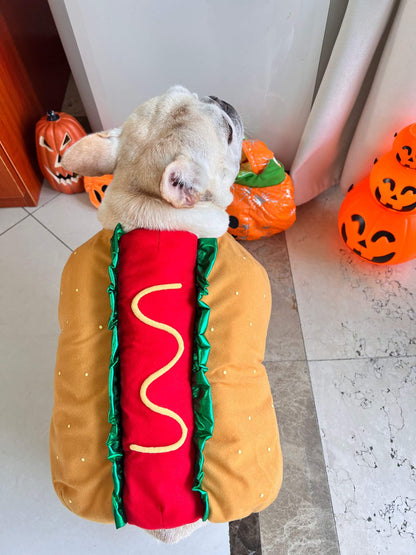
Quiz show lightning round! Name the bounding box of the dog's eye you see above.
[225,120,233,144]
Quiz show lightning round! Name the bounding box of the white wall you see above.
[49,0,330,168]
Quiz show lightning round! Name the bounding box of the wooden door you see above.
[0,0,70,207]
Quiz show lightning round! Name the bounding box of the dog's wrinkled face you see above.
[120,86,243,208]
[62,86,244,237]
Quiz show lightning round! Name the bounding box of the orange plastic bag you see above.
[227,139,296,240]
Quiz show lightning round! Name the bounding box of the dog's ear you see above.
[62,128,121,176]
[160,156,203,208]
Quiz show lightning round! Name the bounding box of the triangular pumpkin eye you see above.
[39,136,53,151]
[61,133,72,149]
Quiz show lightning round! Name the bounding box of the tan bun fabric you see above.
[50,230,282,524]
[50,229,114,523]
[202,233,282,522]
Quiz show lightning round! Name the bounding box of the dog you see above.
[62,85,244,238]
[61,86,244,543]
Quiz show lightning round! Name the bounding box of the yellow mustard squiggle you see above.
[129,283,188,454]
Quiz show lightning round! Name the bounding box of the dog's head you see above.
[62,86,244,236]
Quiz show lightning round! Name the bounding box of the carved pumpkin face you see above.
[393,123,416,169]
[370,152,416,213]
[83,174,113,208]
[338,178,416,265]
[35,111,86,194]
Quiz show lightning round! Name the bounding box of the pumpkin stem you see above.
[47,110,60,122]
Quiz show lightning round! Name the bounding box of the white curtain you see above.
[291,0,416,205]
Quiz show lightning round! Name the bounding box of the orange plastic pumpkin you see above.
[227,139,296,240]
[393,123,416,169]
[240,139,274,174]
[338,178,416,265]
[84,174,113,208]
[370,152,416,214]
[35,111,86,194]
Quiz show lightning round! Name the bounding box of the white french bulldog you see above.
[62,85,244,238]
[61,86,244,543]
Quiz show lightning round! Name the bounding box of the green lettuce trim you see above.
[106,228,216,527]
[106,223,127,529]
[235,158,286,188]
[191,238,217,520]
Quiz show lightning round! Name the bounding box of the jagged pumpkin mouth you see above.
[45,167,79,185]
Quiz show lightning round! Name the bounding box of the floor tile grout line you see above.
[282,229,342,554]
[23,190,61,215]
[282,230,309,362]
[264,359,312,365]
[264,353,416,364]
[0,213,32,236]
[28,212,73,253]
[301,379,341,555]
[308,354,416,362]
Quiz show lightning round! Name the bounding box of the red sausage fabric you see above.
[117,229,204,529]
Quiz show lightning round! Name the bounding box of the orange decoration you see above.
[227,139,296,240]
[35,111,87,194]
[228,175,296,241]
[393,123,416,169]
[241,139,275,174]
[338,178,416,265]
[370,152,416,214]
[84,174,113,208]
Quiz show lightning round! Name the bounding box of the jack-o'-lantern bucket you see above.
[370,151,416,214]
[35,111,86,194]
[338,178,416,265]
[393,123,416,170]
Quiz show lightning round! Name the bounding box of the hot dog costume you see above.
[50,225,282,530]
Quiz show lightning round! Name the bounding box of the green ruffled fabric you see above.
[106,227,216,527]
[191,238,217,521]
[235,158,286,188]
[106,223,127,529]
